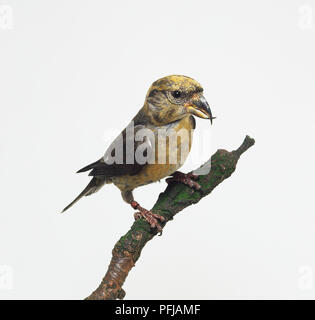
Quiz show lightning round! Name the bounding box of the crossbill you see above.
[62,75,213,232]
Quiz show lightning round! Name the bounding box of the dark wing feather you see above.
[88,163,142,176]
[77,124,153,178]
[76,160,102,173]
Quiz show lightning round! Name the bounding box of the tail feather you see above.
[61,177,105,213]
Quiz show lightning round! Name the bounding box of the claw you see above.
[134,212,142,220]
[166,171,202,191]
[131,201,165,234]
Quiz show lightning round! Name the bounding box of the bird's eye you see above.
[172,90,181,99]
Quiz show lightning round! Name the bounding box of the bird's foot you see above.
[131,201,165,235]
[166,171,202,191]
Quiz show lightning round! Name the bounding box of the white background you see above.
[0,0,314,299]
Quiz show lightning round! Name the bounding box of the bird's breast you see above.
[113,115,195,191]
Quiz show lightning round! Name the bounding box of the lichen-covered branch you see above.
[86,135,255,300]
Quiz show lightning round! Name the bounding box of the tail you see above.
[61,177,105,213]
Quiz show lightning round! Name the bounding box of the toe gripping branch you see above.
[130,201,165,234]
[166,171,202,191]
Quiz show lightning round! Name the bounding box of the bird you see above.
[62,75,214,233]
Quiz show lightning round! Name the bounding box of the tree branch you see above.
[86,135,255,300]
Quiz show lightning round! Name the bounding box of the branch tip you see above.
[233,135,255,158]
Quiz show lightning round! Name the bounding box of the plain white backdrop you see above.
[0,0,314,299]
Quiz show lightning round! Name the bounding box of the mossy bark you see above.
[86,135,255,300]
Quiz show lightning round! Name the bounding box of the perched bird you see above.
[62,75,213,232]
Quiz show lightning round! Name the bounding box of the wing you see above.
[77,124,154,178]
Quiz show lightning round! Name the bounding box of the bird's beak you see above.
[186,95,214,124]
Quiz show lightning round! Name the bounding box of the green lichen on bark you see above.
[86,135,255,300]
